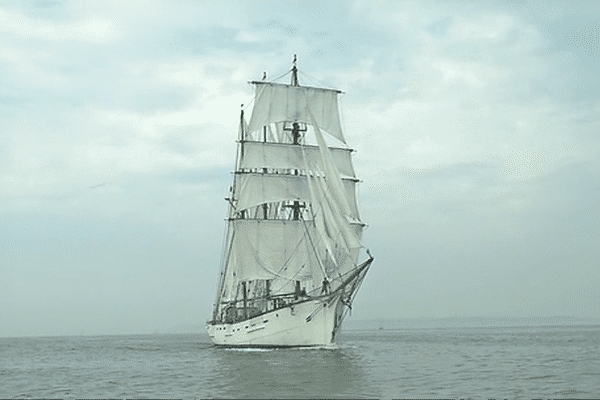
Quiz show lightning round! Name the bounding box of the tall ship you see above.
[206,57,374,347]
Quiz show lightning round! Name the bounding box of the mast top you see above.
[291,54,299,86]
[249,55,343,93]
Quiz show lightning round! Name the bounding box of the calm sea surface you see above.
[1,325,599,399]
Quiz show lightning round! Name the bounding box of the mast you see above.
[288,55,303,221]
[212,104,246,322]
[263,71,268,142]
[291,54,299,86]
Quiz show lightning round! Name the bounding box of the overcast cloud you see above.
[1,0,599,336]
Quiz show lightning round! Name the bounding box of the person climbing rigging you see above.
[321,278,330,294]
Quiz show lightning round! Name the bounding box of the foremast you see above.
[211,57,372,326]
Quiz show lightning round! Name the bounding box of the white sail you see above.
[220,221,363,302]
[234,172,360,219]
[308,173,362,265]
[247,82,345,143]
[220,219,324,297]
[240,141,356,178]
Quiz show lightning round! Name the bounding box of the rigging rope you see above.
[298,70,328,88]
[269,68,293,83]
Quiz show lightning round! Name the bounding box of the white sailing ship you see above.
[206,57,374,347]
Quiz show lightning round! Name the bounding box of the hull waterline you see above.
[207,257,372,348]
[207,295,345,347]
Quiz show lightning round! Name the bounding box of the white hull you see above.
[207,295,346,347]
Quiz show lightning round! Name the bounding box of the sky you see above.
[1,0,599,337]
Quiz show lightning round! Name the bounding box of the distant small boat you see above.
[205,56,374,347]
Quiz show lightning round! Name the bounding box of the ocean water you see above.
[1,325,599,399]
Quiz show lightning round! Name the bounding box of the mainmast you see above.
[289,54,303,219]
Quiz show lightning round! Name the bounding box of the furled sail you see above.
[247,82,345,143]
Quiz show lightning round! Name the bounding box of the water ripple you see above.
[0,327,598,398]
